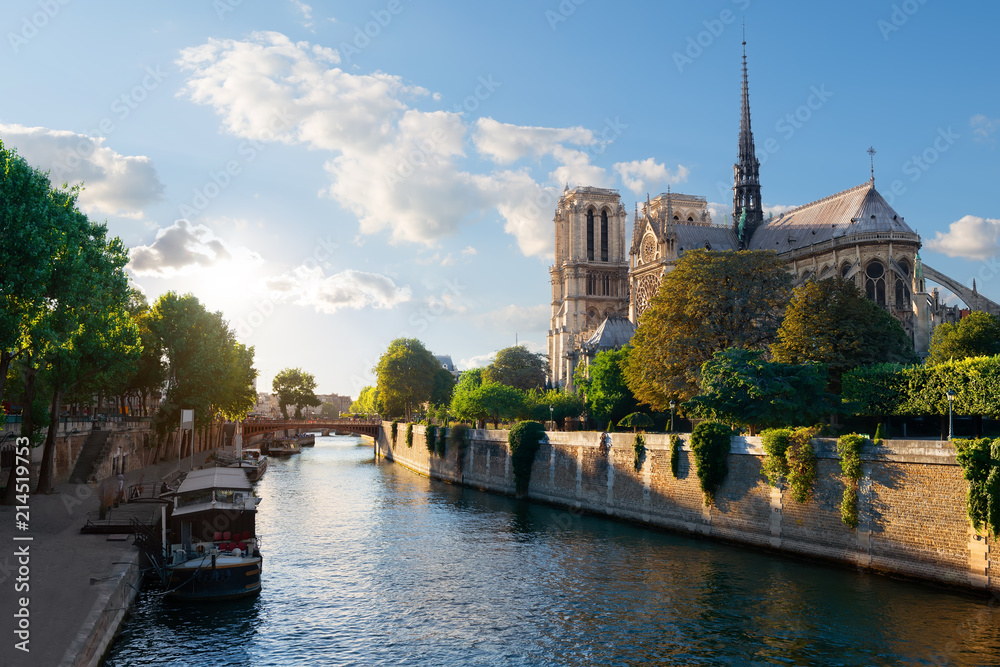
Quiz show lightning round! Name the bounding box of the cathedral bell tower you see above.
[547,187,629,390]
[733,37,763,247]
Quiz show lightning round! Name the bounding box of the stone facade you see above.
[548,187,629,391]
[378,423,997,596]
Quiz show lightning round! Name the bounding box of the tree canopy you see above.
[350,385,381,416]
[685,348,835,432]
[574,346,638,427]
[624,249,791,408]
[926,311,1000,366]
[483,345,548,391]
[770,277,916,391]
[272,367,321,419]
[374,338,439,419]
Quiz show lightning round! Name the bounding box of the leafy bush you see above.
[874,422,885,446]
[508,421,546,497]
[405,423,413,448]
[785,427,818,503]
[690,421,733,505]
[450,423,470,469]
[670,434,681,478]
[633,433,645,472]
[390,419,399,446]
[837,433,866,528]
[954,437,1000,538]
[436,426,447,457]
[760,428,793,487]
[425,424,437,452]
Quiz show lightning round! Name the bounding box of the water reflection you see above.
[105,435,1000,666]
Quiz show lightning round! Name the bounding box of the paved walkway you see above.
[0,452,215,667]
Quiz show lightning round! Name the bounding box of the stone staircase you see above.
[69,430,112,484]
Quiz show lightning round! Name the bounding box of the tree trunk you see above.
[35,387,63,494]
[0,350,11,408]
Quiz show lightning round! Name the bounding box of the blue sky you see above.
[2,0,998,398]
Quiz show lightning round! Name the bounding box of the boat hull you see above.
[165,554,263,601]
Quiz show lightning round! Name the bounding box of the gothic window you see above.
[899,259,910,277]
[600,210,609,261]
[635,273,661,317]
[841,262,852,278]
[895,279,910,309]
[587,209,595,261]
[688,216,694,222]
[640,234,657,263]
[865,261,886,306]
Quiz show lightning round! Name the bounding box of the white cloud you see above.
[461,246,477,256]
[129,220,261,277]
[289,0,315,28]
[458,352,495,370]
[265,266,411,313]
[0,122,164,217]
[476,304,549,332]
[971,114,998,144]
[924,215,1000,260]
[176,32,626,259]
[613,158,690,196]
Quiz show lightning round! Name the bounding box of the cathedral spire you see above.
[733,33,763,246]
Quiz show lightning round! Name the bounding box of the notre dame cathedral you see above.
[548,40,999,391]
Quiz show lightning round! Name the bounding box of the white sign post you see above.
[179,409,194,470]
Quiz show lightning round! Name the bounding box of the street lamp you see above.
[669,399,676,433]
[946,389,956,440]
[549,404,554,430]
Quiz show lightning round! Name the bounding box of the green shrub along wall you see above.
[376,422,998,595]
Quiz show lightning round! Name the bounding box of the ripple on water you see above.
[106,436,1000,666]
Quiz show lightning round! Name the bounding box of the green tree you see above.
[430,365,456,406]
[523,388,585,426]
[350,385,381,416]
[374,338,439,420]
[685,348,835,433]
[450,369,526,428]
[927,311,1000,366]
[771,278,916,391]
[272,367,321,418]
[624,249,791,408]
[484,345,547,391]
[573,346,638,426]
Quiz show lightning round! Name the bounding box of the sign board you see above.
[180,409,194,431]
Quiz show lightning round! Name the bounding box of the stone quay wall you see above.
[376,423,997,596]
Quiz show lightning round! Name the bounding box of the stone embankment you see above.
[377,423,997,596]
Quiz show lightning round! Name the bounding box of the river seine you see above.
[104,434,1000,666]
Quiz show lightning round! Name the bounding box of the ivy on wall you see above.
[450,424,470,470]
[837,433,866,528]
[509,421,545,497]
[390,420,399,446]
[785,427,818,503]
[405,423,413,448]
[633,433,645,472]
[670,434,681,478]
[425,425,437,453]
[690,421,732,506]
[436,426,447,457]
[954,437,1000,538]
[760,428,792,488]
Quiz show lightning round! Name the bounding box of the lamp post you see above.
[549,404,554,430]
[669,400,676,433]
[946,389,956,440]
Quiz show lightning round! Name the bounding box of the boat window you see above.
[178,490,213,507]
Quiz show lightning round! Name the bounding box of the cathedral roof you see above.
[674,224,739,253]
[581,316,635,353]
[748,180,918,254]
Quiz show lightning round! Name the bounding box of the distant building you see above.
[433,354,462,382]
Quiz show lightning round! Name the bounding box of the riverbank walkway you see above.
[0,452,216,667]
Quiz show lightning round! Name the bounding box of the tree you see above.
[374,338,439,420]
[574,346,638,426]
[624,249,791,408]
[685,348,835,433]
[272,367,321,419]
[450,370,526,428]
[771,277,916,391]
[430,365,456,406]
[927,311,1000,366]
[350,385,381,416]
[483,345,547,391]
[522,388,585,427]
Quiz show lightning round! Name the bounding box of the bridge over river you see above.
[240,418,379,439]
